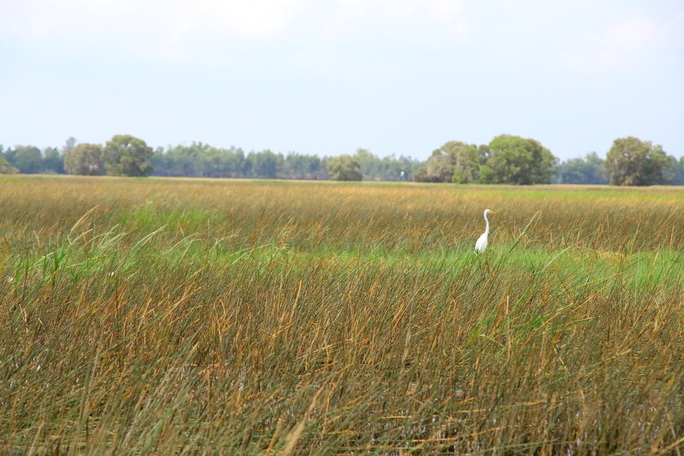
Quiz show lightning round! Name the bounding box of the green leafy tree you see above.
[556,152,607,184]
[666,157,684,185]
[354,149,388,180]
[353,148,379,181]
[0,155,18,174]
[352,148,420,181]
[603,137,674,186]
[248,150,281,178]
[412,165,430,182]
[480,134,557,184]
[160,142,210,177]
[427,143,460,182]
[378,154,420,181]
[104,134,153,177]
[326,155,363,181]
[282,152,324,179]
[150,147,172,177]
[64,143,105,175]
[451,143,488,184]
[42,147,65,174]
[2,146,16,167]
[224,148,248,178]
[203,146,227,178]
[62,137,77,154]
[420,141,486,183]
[426,153,454,182]
[12,145,43,174]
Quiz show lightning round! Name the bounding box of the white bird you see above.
[475,209,497,254]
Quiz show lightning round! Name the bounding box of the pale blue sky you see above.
[1,0,682,161]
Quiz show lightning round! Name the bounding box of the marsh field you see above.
[1,176,683,455]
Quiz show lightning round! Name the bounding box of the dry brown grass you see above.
[1,176,683,454]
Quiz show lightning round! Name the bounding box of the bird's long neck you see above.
[484,212,490,234]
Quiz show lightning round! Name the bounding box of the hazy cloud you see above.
[1,0,468,59]
[1,1,681,159]
[561,16,672,73]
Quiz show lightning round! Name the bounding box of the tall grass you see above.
[1,176,683,454]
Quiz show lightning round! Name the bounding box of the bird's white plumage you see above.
[475,232,488,254]
[475,209,496,254]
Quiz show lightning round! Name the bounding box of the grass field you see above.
[1,175,683,454]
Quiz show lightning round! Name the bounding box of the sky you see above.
[1,0,683,162]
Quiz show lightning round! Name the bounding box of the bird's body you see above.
[475,209,496,254]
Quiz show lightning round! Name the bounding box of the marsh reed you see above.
[1,176,683,454]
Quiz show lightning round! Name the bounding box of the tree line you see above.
[0,136,421,182]
[417,134,683,186]
[1,134,682,186]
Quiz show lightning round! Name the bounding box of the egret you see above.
[475,209,496,254]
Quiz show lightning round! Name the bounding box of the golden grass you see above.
[1,175,683,454]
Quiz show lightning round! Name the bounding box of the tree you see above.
[353,148,379,181]
[603,137,674,186]
[425,152,454,182]
[422,144,459,183]
[104,135,153,177]
[377,154,420,181]
[42,147,65,174]
[64,143,105,175]
[326,155,362,181]
[62,137,77,154]
[451,143,488,184]
[282,152,324,179]
[158,142,209,177]
[421,140,489,183]
[12,145,43,174]
[2,147,16,168]
[412,165,430,182]
[0,155,18,174]
[224,148,248,178]
[349,148,421,181]
[666,157,684,185]
[556,152,607,184]
[248,150,281,178]
[204,146,229,178]
[480,134,557,185]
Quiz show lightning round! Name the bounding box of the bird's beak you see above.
[490,210,497,214]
